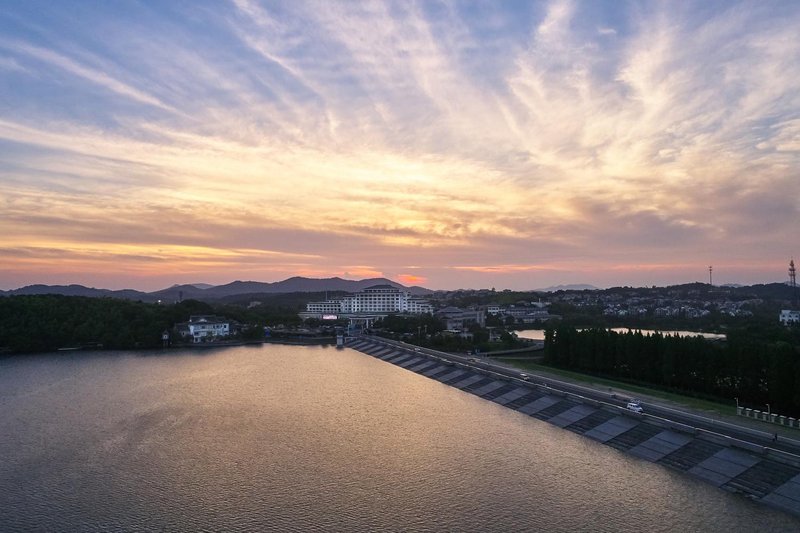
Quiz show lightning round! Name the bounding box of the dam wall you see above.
[346,336,800,518]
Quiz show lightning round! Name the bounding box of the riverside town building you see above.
[780,309,800,326]
[301,284,433,320]
[176,315,231,343]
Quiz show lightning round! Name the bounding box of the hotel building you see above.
[302,284,433,319]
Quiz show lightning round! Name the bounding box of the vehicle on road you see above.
[626,400,644,413]
[519,373,530,381]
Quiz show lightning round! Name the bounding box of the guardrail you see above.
[739,408,798,429]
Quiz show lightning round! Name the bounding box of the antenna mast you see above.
[708,265,713,287]
[791,259,797,305]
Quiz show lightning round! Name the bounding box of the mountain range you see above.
[2,278,796,303]
[0,277,432,303]
[536,284,599,292]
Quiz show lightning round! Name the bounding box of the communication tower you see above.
[708,265,713,286]
[791,259,797,305]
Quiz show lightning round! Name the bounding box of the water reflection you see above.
[0,345,795,531]
[517,328,726,341]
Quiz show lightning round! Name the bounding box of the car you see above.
[519,373,530,381]
[626,400,643,413]
[469,357,479,363]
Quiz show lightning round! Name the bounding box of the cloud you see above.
[454,264,559,274]
[342,266,384,279]
[397,273,427,285]
[0,1,799,290]
[2,40,173,110]
[0,55,28,72]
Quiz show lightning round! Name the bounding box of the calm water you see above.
[1,345,797,532]
[517,328,726,341]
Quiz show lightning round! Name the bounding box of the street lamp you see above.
[767,404,771,416]
[735,397,739,409]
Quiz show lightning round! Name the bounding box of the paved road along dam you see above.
[346,336,800,518]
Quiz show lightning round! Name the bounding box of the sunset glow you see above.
[1,1,798,290]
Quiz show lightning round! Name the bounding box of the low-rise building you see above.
[779,309,800,325]
[305,300,343,315]
[503,304,556,323]
[435,306,486,330]
[176,315,231,343]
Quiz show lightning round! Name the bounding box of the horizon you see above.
[0,274,789,294]
[1,1,798,291]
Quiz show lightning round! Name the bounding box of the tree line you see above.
[372,314,523,353]
[0,295,305,354]
[543,326,800,416]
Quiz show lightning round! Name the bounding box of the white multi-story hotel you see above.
[303,284,433,319]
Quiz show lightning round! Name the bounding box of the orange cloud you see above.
[453,264,558,273]
[398,274,428,285]
[342,266,384,279]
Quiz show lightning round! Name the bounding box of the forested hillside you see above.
[0,295,304,354]
[0,296,214,352]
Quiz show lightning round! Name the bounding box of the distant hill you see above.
[656,282,797,301]
[1,284,152,300]
[2,277,433,302]
[537,284,599,292]
[731,282,798,301]
[10,278,790,303]
[195,277,432,298]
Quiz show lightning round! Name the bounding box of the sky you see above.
[1,0,799,292]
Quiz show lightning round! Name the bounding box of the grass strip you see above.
[496,358,736,415]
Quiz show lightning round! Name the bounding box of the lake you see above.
[0,344,796,531]
[517,328,726,341]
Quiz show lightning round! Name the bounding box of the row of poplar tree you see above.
[543,326,800,416]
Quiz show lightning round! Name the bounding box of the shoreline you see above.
[1,337,337,357]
